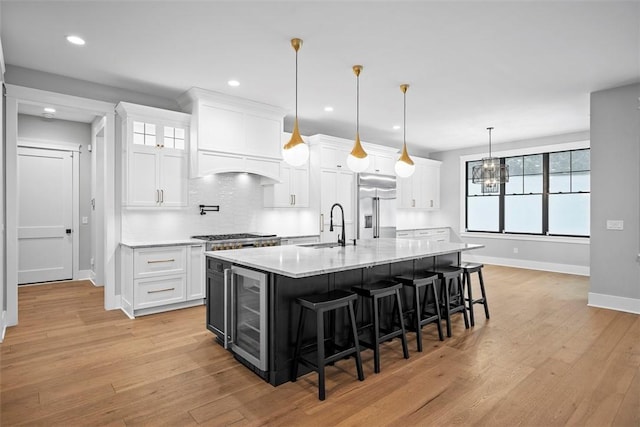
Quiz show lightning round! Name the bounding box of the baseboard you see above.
[588,292,640,315]
[0,310,6,343]
[76,269,94,281]
[461,254,590,276]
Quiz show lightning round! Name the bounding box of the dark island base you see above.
[268,253,459,386]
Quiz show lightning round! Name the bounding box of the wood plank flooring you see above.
[1,266,638,426]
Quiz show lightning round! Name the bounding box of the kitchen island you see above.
[205,238,482,385]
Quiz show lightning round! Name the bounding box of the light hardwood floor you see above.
[1,266,638,426]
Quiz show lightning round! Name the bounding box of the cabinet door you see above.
[320,170,337,242]
[265,165,293,207]
[128,148,159,206]
[244,114,281,158]
[423,164,440,210]
[187,245,205,300]
[159,151,187,207]
[320,145,349,170]
[199,104,243,152]
[291,166,309,207]
[397,176,415,208]
[368,153,395,175]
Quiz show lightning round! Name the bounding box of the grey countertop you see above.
[205,238,483,278]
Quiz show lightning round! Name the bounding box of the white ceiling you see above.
[2,1,638,154]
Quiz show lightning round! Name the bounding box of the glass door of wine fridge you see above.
[227,265,267,371]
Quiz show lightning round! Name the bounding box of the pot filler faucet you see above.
[329,203,346,247]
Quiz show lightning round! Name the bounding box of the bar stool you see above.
[395,273,444,352]
[426,266,469,337]
[350,280,409,373]
[291,289,365,401]
[458,262,490,326]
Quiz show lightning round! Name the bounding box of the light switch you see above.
[82,216,89,224]
[606,220,624,230]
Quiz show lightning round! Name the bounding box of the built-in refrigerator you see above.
[357,173,397,239]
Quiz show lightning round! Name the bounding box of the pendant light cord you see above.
[403,90,407,145]
[487,127,493,157]
[295,47,298,120]
[356,73,360,134]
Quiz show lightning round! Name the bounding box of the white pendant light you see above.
[394,84,415,178]
[347,65,370,173]
[282,38,309,166]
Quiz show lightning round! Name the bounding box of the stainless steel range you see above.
[192,233,280,251]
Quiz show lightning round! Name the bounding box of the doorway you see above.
[17,145,78,284]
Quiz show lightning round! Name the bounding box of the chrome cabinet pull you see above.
[293,194,296,205]
[320,214,324,232]
[160,189,164,203]
[156,189,160,203]
[147,258,175,264]
[147,287,175,294]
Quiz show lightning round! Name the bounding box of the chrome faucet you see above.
[329,203,346,247]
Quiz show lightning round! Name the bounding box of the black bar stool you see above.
[350,280,409,373]
[395,273,444,352]
[458,262,490,326]
[426,266,469,337]
[291,289,365,401]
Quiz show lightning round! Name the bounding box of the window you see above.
[133,121,156,146]
[163,126,186,150]
[466,148,590,237]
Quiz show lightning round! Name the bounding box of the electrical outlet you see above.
[82,216,89,224]
[513,247,519,254]
[90,257,94,266]
[606,220,624,230]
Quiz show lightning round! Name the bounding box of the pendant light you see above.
[471,127,509,193]
[394,84,415,178]
[347,65,370,173]
[282,38,309,166]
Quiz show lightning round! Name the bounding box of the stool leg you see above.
[442,278,452,338]
[347,301,365,381]
[316,310,326,401]
[291,306,305,382]
[465,270,475,327]
[431,282,444,341]
[413,286,423,352]
[395,290,409,360]
[458,276,469,329]
[372,295,381,373]
[478,269,490,319]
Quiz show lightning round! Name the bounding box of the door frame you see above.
[17,140,81,282]
[5,85,117,327]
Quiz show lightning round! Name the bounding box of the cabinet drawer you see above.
[396,231,414,239]
[134,247,186,278]
[134,275,186,309]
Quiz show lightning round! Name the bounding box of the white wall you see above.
[430,131,591,275]
[589,83,640,314]
[121,173,318,242]
[17,114,93,271]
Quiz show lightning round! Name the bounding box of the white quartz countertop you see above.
[120,239,205,248]
[205,238,483,278]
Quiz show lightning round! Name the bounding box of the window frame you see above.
[460,141,590,240]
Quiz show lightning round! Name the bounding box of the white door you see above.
[18,147,73,284]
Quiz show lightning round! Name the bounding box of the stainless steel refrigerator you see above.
[357,173,397,239]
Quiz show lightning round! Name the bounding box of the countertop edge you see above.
[120,240,205,248]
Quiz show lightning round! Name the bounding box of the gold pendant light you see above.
[347,65,370,173]
[395,84,415,178]
[282,38,309,166]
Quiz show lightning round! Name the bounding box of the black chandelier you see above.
[471,127,509,193]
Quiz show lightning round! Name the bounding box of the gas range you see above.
[192,233,281,251]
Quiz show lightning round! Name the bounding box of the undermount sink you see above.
[298,242,352,249]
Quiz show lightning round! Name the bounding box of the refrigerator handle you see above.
[223,268,230,349]
[376,197,381,238]
[373,197,379,238]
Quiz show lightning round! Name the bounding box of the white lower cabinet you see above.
[121,244,205,317]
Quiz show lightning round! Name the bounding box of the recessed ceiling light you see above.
[44,107,56,114]
[393,125,401,130]
[66,35,86,46]
[324,106,334,112]
[227,80,240,87]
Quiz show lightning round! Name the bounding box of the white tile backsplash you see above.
[121,173,317,241]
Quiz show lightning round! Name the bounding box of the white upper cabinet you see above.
[178,88,285,179]
[397,157,441,210]
[365,152,396,175]
[116,102,189,208]
[264,163,310,208]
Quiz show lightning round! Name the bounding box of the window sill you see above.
[460,232,590,245]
